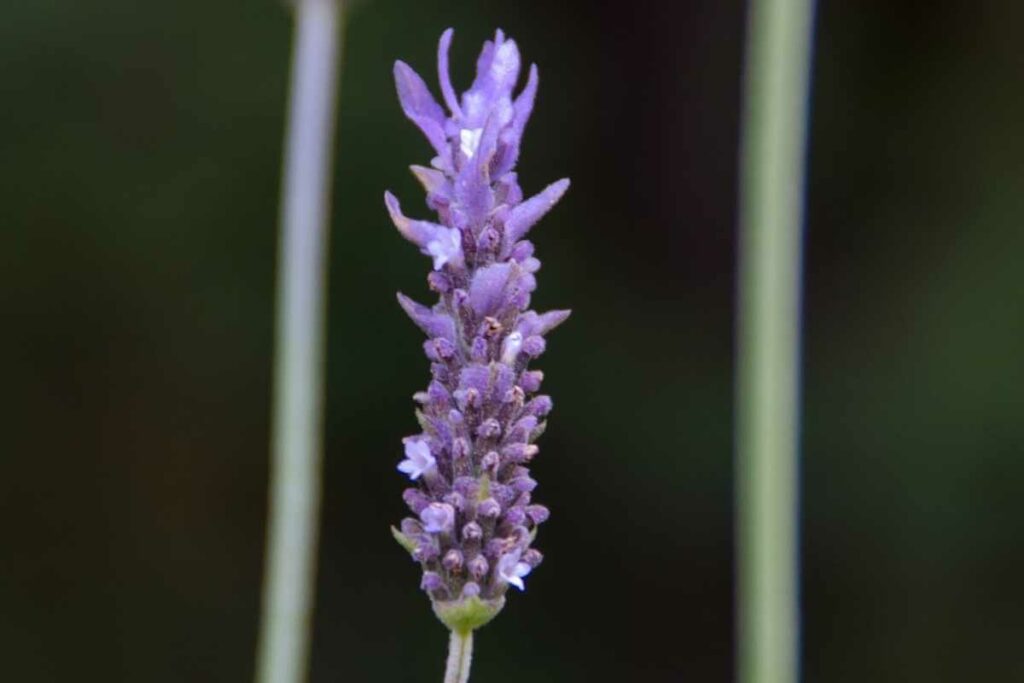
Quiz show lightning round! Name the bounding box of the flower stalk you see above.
[443,630,474,683]
[256,2,344,682]
[736,0,815,682]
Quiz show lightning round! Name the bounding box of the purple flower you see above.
[398,438,436,480]
[497,549,532,591]
[420,502,456,533]
[387,28,569,615]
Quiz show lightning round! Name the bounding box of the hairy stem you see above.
[443,630,474,683]
[255,1,344,682]
[736,0,815,683]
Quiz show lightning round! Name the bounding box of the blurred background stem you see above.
[736,1,815,683]
[256,1,344,682]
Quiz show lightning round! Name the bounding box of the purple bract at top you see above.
[386,28,569,605]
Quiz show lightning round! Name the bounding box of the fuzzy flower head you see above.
[387,28,569,629]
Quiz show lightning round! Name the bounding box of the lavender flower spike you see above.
[386,29,569,640]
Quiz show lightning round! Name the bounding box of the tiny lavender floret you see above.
[386,28,569,630]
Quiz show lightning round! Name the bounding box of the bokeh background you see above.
[4,0,1023,680]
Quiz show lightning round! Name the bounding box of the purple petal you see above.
[508,239,534,262]
[497,550,531,590]
[483,34,521,101]
[500,173,524,206]
[493,64,539,176]
[468,262,513,316]
[385,192,463,268]
[383,191,439,247]
[393,61,448,155]
[516,309,571,337]
[462,32,520,126]
[469,38,496,99]
[504,178,570,246]
[502,268,536,310]
[454,114,502,225]
[437,29,462,117]
[410,165,450,198]
[513,64,539,138]
[396,293,456,341]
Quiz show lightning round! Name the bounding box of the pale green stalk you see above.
[256,1,344,682]
[736,1,814,683]
[443,630,474,683]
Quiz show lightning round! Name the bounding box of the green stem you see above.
[443,630,474,683]
[736,1,814,683]
[255,1,344,682]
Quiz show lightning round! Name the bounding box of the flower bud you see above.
[519,370,544,392]
[476,418,501,439]
[442,549,464,573]
[402,488,431,514]
[468,555,489,581]
[524,395,553,417]
[523,335,546,357]
[503,506,526,527]
[478,498,501,519]
[427,271,451,293]
[421,571,444,592]
[481,451,500,477]
[478,227,500,252]
[470,336,488,362]
[453,476,479,499]
[525,505,550,524]
[414,542,439,563]
[443,492,466,511]
[509,476,538,493]
[461,521,483,542]
[420,503,455,533]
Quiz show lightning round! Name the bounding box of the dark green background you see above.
[4,1,1022,680]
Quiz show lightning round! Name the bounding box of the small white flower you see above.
[426,227,462,270]
[420,503,455,534]
[500,331,523,365]
[398,439,436,480]
[497,549,532,591]
[459,127,484,159]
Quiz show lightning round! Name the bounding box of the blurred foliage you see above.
[2,0,1021,681]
